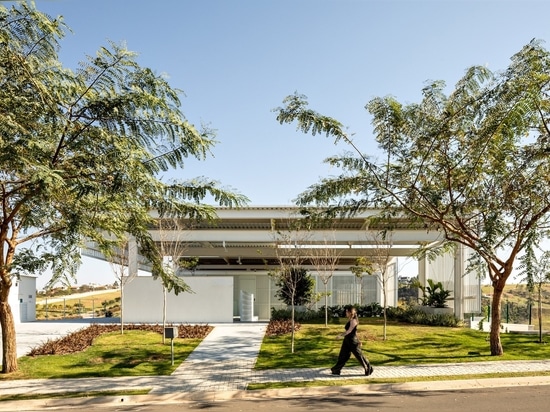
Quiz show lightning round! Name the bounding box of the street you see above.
[18,383,550,411]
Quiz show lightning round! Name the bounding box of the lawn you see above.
[0,330,203,381]
[256,318,550,370]
[1,318,548,382]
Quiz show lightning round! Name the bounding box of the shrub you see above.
[386,305,462,327]
[414,279,452,308]
[272,303,462,327]
[270,307,318,322]
[358,302,383,317]
[321,304,384,319]
[27,323,213,356]
[266,319,301,337]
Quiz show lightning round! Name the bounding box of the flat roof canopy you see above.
[146,206,445,271]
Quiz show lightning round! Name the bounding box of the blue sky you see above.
[24,0,550,288]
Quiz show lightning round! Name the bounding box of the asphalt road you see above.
[12,382,550,412]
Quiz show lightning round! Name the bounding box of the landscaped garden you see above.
[2,312,547,383]
[0,324,211,381]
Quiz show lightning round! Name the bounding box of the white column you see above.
[128,236,138,277]
[453,244,465,318]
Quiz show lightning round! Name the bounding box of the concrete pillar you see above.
[454,244,464,318]
[128,236,138,277]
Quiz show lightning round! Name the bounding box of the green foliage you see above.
[26,324,212,356]
[385,306,462,327]
[414,279,452,308]
[270,307,319,322]
[256,321,549,371]
[349,256,376,277]
[0,1,248,293]
[178,256,200,273]
[271,267,315,307]
[0,2,247,371]
[321,303,384,318]
[271,303,385,321]
[14,325,210,379]
[276,40,550,354]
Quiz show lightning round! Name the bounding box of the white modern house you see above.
[93,206,481,323]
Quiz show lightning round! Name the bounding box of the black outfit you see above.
[331,319,373,376]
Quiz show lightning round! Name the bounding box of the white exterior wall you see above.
[123,276,233,323]
[9,280,21,323]
[9,276,36,323]
[418,245,481,318]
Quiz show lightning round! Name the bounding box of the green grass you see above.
[247,371,550,391]
[0,389,150,402]
[255,318,550,370]
[2,318,548,385]
[0,330,202,381]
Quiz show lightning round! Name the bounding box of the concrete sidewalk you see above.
[1,320,550,407]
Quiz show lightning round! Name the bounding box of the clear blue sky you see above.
[26,0,550,288]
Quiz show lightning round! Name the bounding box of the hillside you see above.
[36,289,121,320]
[481,283,550,329]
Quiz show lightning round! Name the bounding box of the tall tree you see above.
[276,40,550,356]
[0,2,247,373]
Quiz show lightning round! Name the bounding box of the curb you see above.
[3,375,550,411]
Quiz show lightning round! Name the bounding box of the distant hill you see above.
[481,283,550,328]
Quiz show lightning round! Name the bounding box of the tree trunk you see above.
[120,284,124,335]
[162,286,167,344]
[0,298,18,373]
[538,286,543,344]
[291,298,295,354]
[324,282,329,327]
[490,284,504,356]
[382,287,387,341]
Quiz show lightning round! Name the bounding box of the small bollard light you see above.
[164,327,178,365]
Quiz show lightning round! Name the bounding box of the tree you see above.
[105,236,139,335]
[275,40,550,356]
[350,229,397,341]
[309,231,341,327]
[273,267,314,308]
[155,217,195,344]
[269,218,313,353]
[0,3,247,373]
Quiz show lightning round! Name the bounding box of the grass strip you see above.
[0,388,150,402]
[247,370,550,390]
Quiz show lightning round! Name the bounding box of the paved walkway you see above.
[2,320,550,408]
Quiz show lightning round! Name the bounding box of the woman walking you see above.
[331,306,373,376]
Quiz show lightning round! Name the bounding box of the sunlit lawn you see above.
[2,318,548,382]
[255,318,550,370]
[0,330,202,380]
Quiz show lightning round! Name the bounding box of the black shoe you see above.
[365,365,374,376]
[331,369,340,375]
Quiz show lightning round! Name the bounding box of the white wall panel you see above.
[123,276,233,323]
